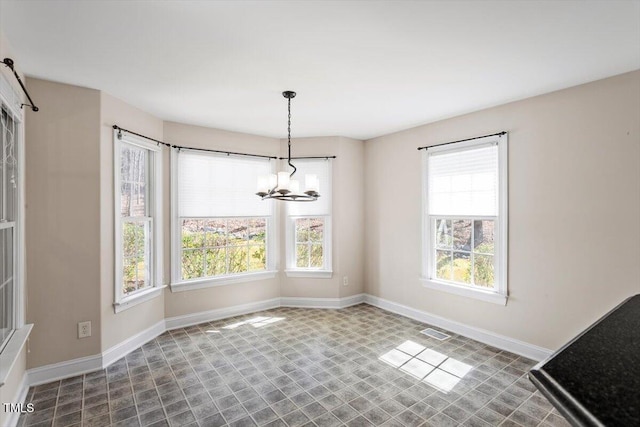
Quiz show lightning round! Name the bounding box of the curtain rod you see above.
[417,131,506,151]
[278,156,337,160]
[2,58,39,112]
[112,125,278,160]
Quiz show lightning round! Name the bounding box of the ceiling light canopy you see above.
[256,91,320,202]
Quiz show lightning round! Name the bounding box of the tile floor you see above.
[18,304,570,427]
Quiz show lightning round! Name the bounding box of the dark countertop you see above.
[529,294,640,427]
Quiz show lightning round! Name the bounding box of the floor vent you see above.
[421,328,450,340]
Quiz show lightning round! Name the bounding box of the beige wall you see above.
[162,122,281,317]
[99,93,166,350]
[25,78,102,368]
[278,137,365,299]
[364,70,640,351]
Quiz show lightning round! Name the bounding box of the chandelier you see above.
[256,91,320,202]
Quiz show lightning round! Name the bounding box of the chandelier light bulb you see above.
[277,171,290,193]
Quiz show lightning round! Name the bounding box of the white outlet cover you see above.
[78,321,91,338]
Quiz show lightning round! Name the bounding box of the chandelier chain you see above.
[287,95,296,177]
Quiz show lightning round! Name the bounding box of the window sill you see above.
[0,324,33,387]
[170,270,278,292]
[284,269,333,279]
[420,277,508,305]
[114,286,166,313]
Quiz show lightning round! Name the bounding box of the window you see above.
[172,150,275,290]
[0,107,18,352]
[114,131,163,312]
[286,159,332,277]
[422,134,508,304]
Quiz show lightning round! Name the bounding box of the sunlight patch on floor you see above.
[378,339,473,393]
[222,316,286,330]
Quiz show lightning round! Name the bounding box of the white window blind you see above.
[178,151,273,217]
[427,144,498,216]
[287,159,331,216]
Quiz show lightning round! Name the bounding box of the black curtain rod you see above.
[278,156,337,160]
[417,131,506,151]
[112,125,278,160]
[2,58,39,112]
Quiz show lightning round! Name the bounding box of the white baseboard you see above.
[27,353,102,387]
[280,293,365,309]
[165,298,281,330]
[3,372,29,427]
[102,320,166,368]
[363,294,553,361]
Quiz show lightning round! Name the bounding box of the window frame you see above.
[113,130,164,313]
[421,134,508,305]
[285,215,333,278]
[284,159,333,278]
[0,73,33,387]
[0,100,22,350]
[170,150,277,292]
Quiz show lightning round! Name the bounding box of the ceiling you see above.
[1,1,639,140]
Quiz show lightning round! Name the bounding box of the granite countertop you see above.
[529,294,639,427]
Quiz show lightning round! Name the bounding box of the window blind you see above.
[427,144,498,216]
[178,151,273,217]
[287,159,331,216]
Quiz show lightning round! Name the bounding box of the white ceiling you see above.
[1,1,639,140]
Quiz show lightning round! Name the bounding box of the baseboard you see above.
[27,353,102,387]
[363,294,553,361]
[280,293,365,309]
[102,320,166,368]
[165,298,281,330]
[3,371,29,427]
[24,292,551,389]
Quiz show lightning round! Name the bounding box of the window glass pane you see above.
[296,218,309,243]
[120,145,147,217]
[228,219,248,245]
[473,220,494,254]
[1,109,17,222]
[435,250,451,281]
[181,217,268,279]
[123,221,145,258]
[249,245,266,271]
[182,219,205,248]
[310,244,323,268]
[228,247,248,273]
[182,249,204,280]
[205,248,226,277]
[452,252,471,284]
[248,219,266,243]
[435,219,452,249]
[122,221,149,295]
[0,227,13,349]
[453,220,472,251]
[474,255,495,288]
[296,244,309,268]
[123,257,138,294]
[205,219,227,247]
[309,218,324,242]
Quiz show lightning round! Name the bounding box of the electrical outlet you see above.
[343,276,349,286]
[78,321,91,339]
